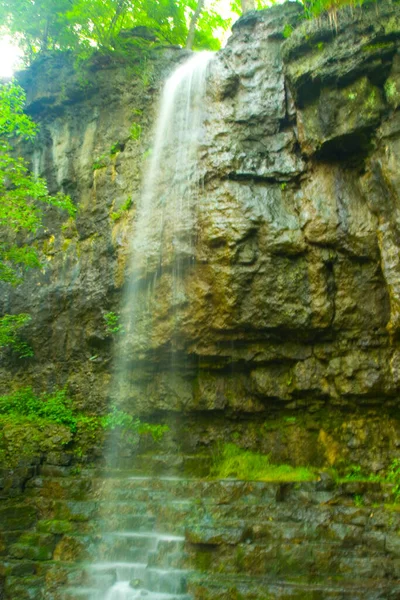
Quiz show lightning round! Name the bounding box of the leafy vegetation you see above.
[111,198,133,221]
[332,461,400,504]
[103,311,124,334]
[302,0,373,21]
[0,0,385,75]
[0,0,231,61]
[129,122,142,141]
[92,153,108,170]
[339,464,381,482]
[0,82,75,284]
[386,458,400,501]
[0,387,169,466]
[0,82,75,356]
[0,314,33,357]
[0,387,78,430]
[211,443,317,482]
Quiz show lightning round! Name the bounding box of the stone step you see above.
[27,486,400,537]
[26,474,393,510]
[62,585,192,600]
[97,532,186,563]
[187,537,395,578]
[39,453,212,480]
[44,531,188,565]
[86,562,190,595]
[188,574,400,600]
[27,498,400,550]
[4,574,46,599]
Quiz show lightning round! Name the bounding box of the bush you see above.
[0,388,169,467]
[0,387,77,431]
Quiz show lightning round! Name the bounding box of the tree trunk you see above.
[241,0,256,13]
[185,0,205,50]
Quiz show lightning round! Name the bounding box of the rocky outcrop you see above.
[2,3,400,599]
[1,469,400,600]
[1,1,400,471]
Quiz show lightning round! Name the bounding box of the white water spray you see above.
[82,52,213,600]
[110,50,213,414]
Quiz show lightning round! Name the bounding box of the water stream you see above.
[84,52,213,600]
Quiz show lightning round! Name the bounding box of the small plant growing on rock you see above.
[110,141,124,155]
[0,314,33,358]
[92,154,108,170]
[138,422,170,442]
[130,122,142,141]
[282,23,293,38]
[387,458,400,502]
[103,311,124,334]
[0,387,169,466]
[110,198,133,221]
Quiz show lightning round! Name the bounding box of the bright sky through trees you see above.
[0,0,241,77]
[0,36,22,77]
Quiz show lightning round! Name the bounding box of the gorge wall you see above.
[2,3,400,600]
[1,0,400,473]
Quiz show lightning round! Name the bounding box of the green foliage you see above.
[0,314,33,357]
[138,422,170,442]
[111,197,133,221]
[103,311,124,334]
[387,459,400,501]
[333,460,400,504]
[0,387,77,431]
[129,122,142,141]
[0,414,73,467]
[385,79,397,99]
[300,0,381,22]
[211,443,316,482]
[339,464,380,482]
[0,387,169,465]
[0,82,75,356]
[0,83,75,282]
[282,23,293,39]
[92,153,108,170]
[0,0,385,68]
[101,405,140,431]
[0,0,229,64]
[110,141,124,155]
[354,494,364,507]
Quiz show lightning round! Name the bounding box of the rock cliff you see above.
[1,0,400,471]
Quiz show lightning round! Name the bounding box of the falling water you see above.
[110,50,214,403]
[82,52,213,600]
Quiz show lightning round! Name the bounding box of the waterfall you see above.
[83,51,213,600]
[109,50,214,410]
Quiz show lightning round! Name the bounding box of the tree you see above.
[0,81,75,355]
[0,0,229,61]
[186,0,205,49]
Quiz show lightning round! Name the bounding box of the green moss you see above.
[211,443,316,482]
[362,41,395,52]
[0,415,73,467]
[129,122,142,141]
[384,78,400,109]
[61,238,72,252]
[0,387,168,467]
[194,549,213,572]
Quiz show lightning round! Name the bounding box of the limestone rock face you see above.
[2,1,400,468]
